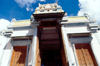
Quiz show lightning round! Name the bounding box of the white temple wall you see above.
[4,38,12,49]
[0,36,8,65]
[0,50,11,66]
[0,36,8,50]
[65,26,91,34]
[0,36,12,66]
[11,29,34,37]
[96,31,100,44]
[91,33,100,65]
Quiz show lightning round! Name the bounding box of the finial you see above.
[11,18,16,22]
[84,13,89,16]
[84,13,89,19]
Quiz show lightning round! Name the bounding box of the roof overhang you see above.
[33,12,65,20]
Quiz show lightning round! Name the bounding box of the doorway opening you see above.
[37,20,67,66]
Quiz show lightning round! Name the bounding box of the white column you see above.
[72,44,79,66]
[31,27,37,66]
[61,25,76,66]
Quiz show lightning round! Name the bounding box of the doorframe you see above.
[9,40,31,66]
[72,44,79,66]
[61,26,69,66]
[70,37,92,66]
[72,43,98,66]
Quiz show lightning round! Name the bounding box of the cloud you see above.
[40,0,45,1]
[78,0,100,23]
[15,0,36,7]
[15,0,45,11]
[26,7,33,11]
[0,19,10,31]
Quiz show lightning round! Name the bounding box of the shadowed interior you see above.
[37,21,67,66]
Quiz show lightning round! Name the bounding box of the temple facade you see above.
[0,3,100,66]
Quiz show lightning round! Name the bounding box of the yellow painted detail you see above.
[68,17,89,22]
[12,20,31,27]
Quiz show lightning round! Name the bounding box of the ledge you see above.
[33,12,65,20]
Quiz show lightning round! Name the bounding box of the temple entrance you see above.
[36,21,68,66]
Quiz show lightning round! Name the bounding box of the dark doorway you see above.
[37,21,67,66]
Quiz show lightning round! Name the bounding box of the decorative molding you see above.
[11,40,31,46]
[88,23,98,33]
[3,29,13,36]
[69,37,92,44]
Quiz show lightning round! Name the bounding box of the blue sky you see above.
[0,0,100,31]
[0,0,80,21]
